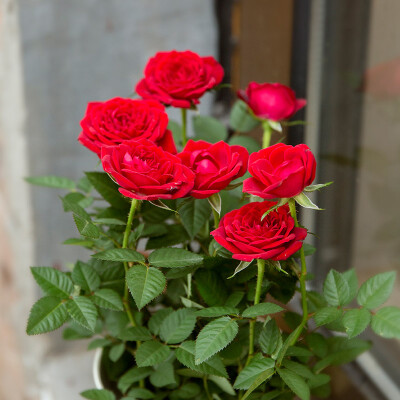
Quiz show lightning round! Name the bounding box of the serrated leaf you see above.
[126,265,166,310]
[195,307,239,318]
[225,291,245,307]
[26,296,68,335]
[118,326,152,341]
[242,303,284,318]
[275,325,303,365]
[92,289,124,311]
[314,307,342,327]
[148,308,173,335]
[148,248,203,268]
[135,341,171,367]
[260,390,283,400]
[234,353,275,389]
[307,373,330,389]
[87,338,112,350]
[208,376,236,395]
[85,172,128,210]
[192,115,228,142]
[293,192,321,210]
[241,368,274,400]
[285,346,313,357]
[259,319,281,355]
[63,238,95,247]
[181,297,204,309]
[126,388,155,399]
[93,249,146,263]
[72,261,101,292]
[229,100,260,133]
[109,342,125,362]
[323,270,350,306]
[277,369,310,400]
[357,271,396,309]
[371,306,400,339]
[25,175,76,189]
[63,322,94,340]
[195,317,238,364]
[306,333,328,358]
[80,389,116,400]
[282,360,314,379]
[342,268,358,304]
[94,218,126,226]
[195,269,228,306]
[73,214,100,239]
[173,382,201,398]
[150,361,176,387]
[31,267,74,298]
[159,308,196,344]
[66,296,98,332]
[118,367,152,393]
[343,308,371,338]
[178,198,211,239]
[176,341,228,378]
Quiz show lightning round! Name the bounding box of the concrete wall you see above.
[0,1,217,398]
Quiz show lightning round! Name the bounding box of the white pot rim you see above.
[93,348,104,389]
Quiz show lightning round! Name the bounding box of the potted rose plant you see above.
[26,50,400,400]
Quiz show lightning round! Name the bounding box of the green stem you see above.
[181,108,188,146]
[203,376,212,400]
[212,207,220,229]
[262,121,272,148]
[288,198,308,346]
[246,259,265,365]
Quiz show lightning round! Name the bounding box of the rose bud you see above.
[78,97,177,156]
[238,82,306,121]
[211,201,307,262]
[178,140,249,199]
[243,143,316,199]
[136,50,224,109]
[101,139,194,201]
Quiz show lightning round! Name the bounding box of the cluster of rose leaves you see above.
[79,50,313,263]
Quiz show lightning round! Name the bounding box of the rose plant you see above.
[26,50,400,400]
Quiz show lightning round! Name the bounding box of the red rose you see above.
[238,82,306,121]
[243,143,316,199]
[136,50,224,108]
[101,139,194,201]
[178,140,249,199]
[211,202,307,262]
[78,97,176,156]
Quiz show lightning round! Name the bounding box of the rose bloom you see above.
[211,202,307,262]
[101,139,194,201]
[178,140,249,199]
[238,82,306,121]
[78,97,176,156]
[136,50,224,108]
[243,143,316,199]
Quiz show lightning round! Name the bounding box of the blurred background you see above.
[0,0,399,399]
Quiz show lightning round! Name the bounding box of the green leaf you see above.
[72,261,101,292]
[225,291,245,307]
[66,296,98,332]
[80,389,116,400]
[281,360,314,379]
[314,307,342,327]
[25,175,75,190]
[343,308,371,338]
[275,325,303,365]
[323,270,350,306]
[229,100,260,133]
[118,367,153,393]
[173,382,201,399]
[259,319,281,355]
[126,265,166,310]
[285,346,313,358]
[109,342,125,362]
[118,326,152,342]
[234,353,275,389]
[293,192,321,210]
[357,271,396,309]
[87,338,112,350]
[308,373,330,389]
[241,368,274,400]
[31,267,74,298]
[148,308,173,335]
[146,224,189,249]
[242,303,284,318]
[303,182,333,192]
[195,269,228,306]
[168,120,182,147]
[228,260,253,279]
[159,308,196,344]
[195,316,238,364]
[73,214,100,239]
[178,198,211,239]
[150,361,176,387]
[94,218,126,226]
[135,340,171,367]
[342,268,359,304]
[126,388,155,399]
[92,289,124,311]
[208,376,236,396]
[92,249,146,263]
[148,248,203,268]
[85,172,128,210]
[63,238,95,247]
[175,341,228,378]
[195,307,239,318]
[176,341,228,378]
[192,115,228,143]
[277,369,310,400]
[371,306,400,339]
[63,322,94,340]
[229,135,261,153]
[26,296,68,335]
[261,390,283,400]
[306,333,328,358]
